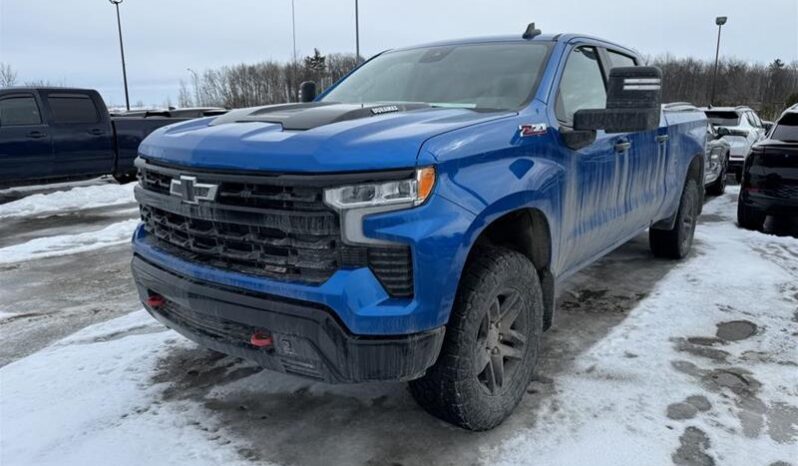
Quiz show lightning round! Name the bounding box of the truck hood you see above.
[138,103,513,172]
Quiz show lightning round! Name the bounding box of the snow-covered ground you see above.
[0,183,796,466]
[0,181,136,219]
[0,219,139,264]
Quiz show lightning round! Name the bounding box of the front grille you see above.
[136,160,414,297]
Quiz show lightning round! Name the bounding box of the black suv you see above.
[738,104,798,231]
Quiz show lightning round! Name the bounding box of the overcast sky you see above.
[1,0,796,107]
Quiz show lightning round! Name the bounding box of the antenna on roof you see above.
[522,23,542,39]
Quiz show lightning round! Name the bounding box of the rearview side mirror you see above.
[573,66,662,133]
[299,81,317,103]
[762,121,774,133]
[716,126,731,137]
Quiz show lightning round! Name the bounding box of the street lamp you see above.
[291,0,297,62]
[355,0,360,63]
[710,16,728,107]
[109,0,130,111]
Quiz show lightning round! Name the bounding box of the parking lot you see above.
[1,180,796,466]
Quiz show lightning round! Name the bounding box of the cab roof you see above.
[390,33,639,59]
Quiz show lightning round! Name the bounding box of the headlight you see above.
[324,167,435,210]
[324,167,436,245]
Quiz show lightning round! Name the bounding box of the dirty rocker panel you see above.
[132,256,444,383]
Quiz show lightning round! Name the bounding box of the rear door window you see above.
[46,94,100,124]
[0,95,42,126]
[746,112,761,128]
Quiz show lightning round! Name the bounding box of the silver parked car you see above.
[702,106,770,181]
[704,122,731,195]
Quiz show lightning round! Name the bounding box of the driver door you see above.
[554,46,629,272]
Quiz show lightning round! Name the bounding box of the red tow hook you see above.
[250,332,274,349]
[146,294,166,309]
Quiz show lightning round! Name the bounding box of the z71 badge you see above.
[519,123,548,137]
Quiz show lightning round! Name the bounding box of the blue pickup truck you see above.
[132,26,706,430]
[0,87,224,188]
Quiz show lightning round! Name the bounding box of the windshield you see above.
[771,113,798,142]
[705,111,740,127]
[321,42,551,111]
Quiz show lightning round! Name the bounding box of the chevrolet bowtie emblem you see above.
[169,175,218,204]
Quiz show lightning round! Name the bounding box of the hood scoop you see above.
[210,102,431,131]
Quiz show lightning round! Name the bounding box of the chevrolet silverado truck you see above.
[132,26,707,430]
[0,87,224,188]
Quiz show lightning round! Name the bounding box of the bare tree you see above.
[178,79,193,107]
[185,51,798,120]
[0,63,18,87]
[186,51,359,108]
[652,55,798,120]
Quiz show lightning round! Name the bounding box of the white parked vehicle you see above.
[702,106,771,181]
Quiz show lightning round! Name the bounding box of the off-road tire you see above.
[408,245,543,431]
[706,153,728,196]
[737,201,765,231]
[650,178,700,259]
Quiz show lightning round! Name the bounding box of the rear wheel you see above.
[409,246,543,431]
[650,178,700,259]
[737,201,765,231]
[706,153,728,196]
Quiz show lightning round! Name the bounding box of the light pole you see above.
[710,16,727,107]
[109,0,130,111]
[291,0,297,62]
[355,0,360,62]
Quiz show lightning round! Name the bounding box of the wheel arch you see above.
[461,206,556,330]
[652,152,705,229]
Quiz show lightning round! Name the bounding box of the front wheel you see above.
[409,246,543,431]
[650,178,700,259]
[706,154,728,196]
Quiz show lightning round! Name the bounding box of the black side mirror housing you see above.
[561,128,597,150]
[573,66,662,133]
[762,121,774,133]
[716,126,731,137]
[299,81,317,103]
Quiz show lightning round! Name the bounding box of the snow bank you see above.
[0,219,139,263]
[0,183,136,219]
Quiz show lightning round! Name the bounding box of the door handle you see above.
[656,135,669,143]
[27,130,47,139]
[88,128,105,135]
[614,141,632,153]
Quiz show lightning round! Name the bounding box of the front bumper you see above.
[133,256,445,383]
